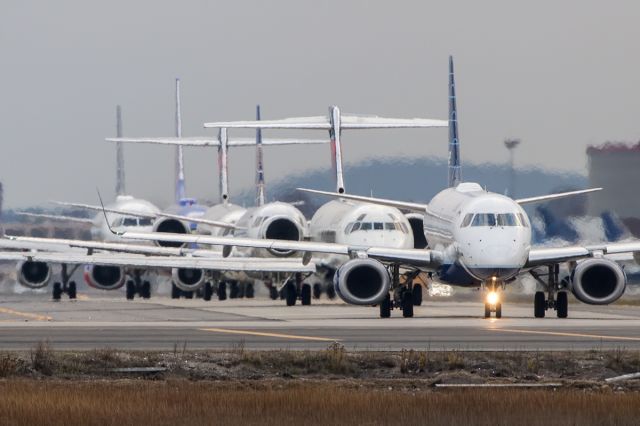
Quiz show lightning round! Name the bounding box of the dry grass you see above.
[0,380,638,426]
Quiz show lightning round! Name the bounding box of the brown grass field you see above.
[0,380,639,426]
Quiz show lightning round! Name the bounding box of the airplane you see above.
[111,56,640,319]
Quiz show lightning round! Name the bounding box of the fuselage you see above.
[91,195,160,242]
[424,182,531,286]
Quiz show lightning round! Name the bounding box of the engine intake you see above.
[172,268,205,291]
[262,217,302,257]
[17,261,51,289]
[84,265,125,290]
[570,258,626,305]
[152,218,190,248]
[333,258,390,305]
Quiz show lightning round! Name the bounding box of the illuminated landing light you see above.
[486,291,499,306]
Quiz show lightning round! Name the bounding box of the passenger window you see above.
[374,222,383,230]
[361,223,372,231]
[461,213,474,227]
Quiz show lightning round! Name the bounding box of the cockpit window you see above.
[461,213,474,227]
[517,213,529,227]
[351,222,361,232]
[496,213,518,226]
[361,222,373,231]
[356,214,366,221]
[384,223,396,230]
[347,221,407,233]
[373,222,383,230]
[123,217,138,227]
[138,218,152,226]
[471,213,496,227]
[470,213,524,227]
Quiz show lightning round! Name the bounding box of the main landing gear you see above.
[52,264,78,301]
[530,265,568,319]
[281,273,312,307]
[125,271,151,300]
[379,266,422,318]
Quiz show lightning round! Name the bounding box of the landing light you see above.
[486,291,499,306]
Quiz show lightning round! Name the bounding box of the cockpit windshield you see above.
[461,213,528,227]
[345,221,408,234]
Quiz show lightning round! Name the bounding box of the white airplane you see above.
[112,57,639,319]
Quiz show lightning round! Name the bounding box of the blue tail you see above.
[448,56,461,188]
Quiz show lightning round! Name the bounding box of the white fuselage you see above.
[424,183,531,285]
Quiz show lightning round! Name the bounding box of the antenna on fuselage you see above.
[328,105,346,194]
[256,105,266,206]
[448,55,462,188]
[115,105,126,196]
[217,128,230,204]
[175,78,186,202]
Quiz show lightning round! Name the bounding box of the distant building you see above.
[587,141,640,235]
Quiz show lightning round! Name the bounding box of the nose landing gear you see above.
[52,264,79,301]
[530,265,568,319]
[482,279,503,318]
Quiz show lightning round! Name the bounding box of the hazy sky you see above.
[1,1,639,208]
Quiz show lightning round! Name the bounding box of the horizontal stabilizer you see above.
[106,137,329,147]
[297,188,428,212]
[515,188,602,205]
[204,115,447,130]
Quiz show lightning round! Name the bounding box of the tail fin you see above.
[448,56,462,188]
[115,105,126,196]
[256,105,266,206]
[218,128,229,203]
[328,106,346,193]
[175,78,186,202]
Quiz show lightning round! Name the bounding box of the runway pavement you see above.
[0,292,639,351]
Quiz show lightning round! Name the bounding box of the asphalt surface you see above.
[1,290,640,351]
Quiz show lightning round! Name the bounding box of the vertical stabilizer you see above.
[255,105,266,206]
[115,105,126,196]
[448,56,462,188]
[218,128,229,204]
[175,78,186,202]
[328,105,346,193]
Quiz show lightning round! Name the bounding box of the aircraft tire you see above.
[326,285,336,300]
[495,302,502,318]
[141,281,151,299]
[312,283,322,299]
[285,282,297,306]
[52,282,62,301]
[183,290,194,299]
[125,280,135,300]
[229,282,239,299]
[534,292,545,318]
[171,283,181,299]
[380,294,391,318]
[557,291,568,318]
[412,284,423,306]
[68,281,77,300]
[203,282,213,301]
[218,282,227,301]
[269,286,278,300]
[301,284,311,306]
[402,291,414,318]
[484,303,491,318]
[245,283,255,299]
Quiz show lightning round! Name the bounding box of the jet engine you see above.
[333,258,390,305]
[17,261,52,289]
[84,265,126,290]
[152,218,190,248]
[405,213,428,249]
[261,216,302,256]
[570,258,626,305]
[171,268,206,292]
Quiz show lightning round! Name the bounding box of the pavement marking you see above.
[0,307,52,322]
[76,294,90,301]
[490,328,640,342]
[199,328,340,342]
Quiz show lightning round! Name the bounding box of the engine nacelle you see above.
[84,265,126,290]
[570,258,626,305]
[17,261,51,289]
[405,213,428,249]
[333,258,390,305]
[152,218,190,248]
[171,268,205,292]
[261,216,302,257]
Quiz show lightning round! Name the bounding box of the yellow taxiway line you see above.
[0,307,52,322]
[490,328,640,342]
[199,328,340,342]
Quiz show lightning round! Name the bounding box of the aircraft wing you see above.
[515,188,602,205]
[0,250,316,272]
[106,137,329,147]
[52,201,158,219]
[526,241,640,267]
[297,188,428,213]
[117,231,440,268]
[14,211,95,224]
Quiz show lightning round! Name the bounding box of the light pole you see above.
[504,139,521,197]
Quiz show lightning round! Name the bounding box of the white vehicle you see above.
[115,57,640,319]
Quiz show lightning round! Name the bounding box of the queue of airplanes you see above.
[2,56,639,319]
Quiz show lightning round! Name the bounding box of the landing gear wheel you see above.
[269,286,278,300]
[68,281,77,300]
[183,290,194,299]
[301,284,311,306]
[217,282,227,301]
[285,282,297,306]
[534,291,546,318]
[412,284,423,306]
[495,302,502,319]
[312,283,322,299]
[556,291,568,318]
[171,283,181,299]
[141,281,151,299]
[484,303,491,318]
[401,291,414,318]
[379,294,391,318]
[125,280,135,300]
[203,282,213,301]
[229,282,239,299]
[326,285,336,300]
[245,283,255,299]
[237,283,246,298]
[52,282,62,301]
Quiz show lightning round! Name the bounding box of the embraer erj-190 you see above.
[116,57,640,319]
